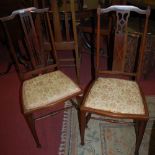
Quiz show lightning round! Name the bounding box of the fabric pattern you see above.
[22,70,81,113]
[84,78,144,114]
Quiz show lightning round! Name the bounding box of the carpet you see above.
[58,96,155,155]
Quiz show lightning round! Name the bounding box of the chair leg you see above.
[75,49,80,84]
[134,120,148,155]
[86,113,91,128]
[79,110,86,145]
[25,113,41,148]
[74,96,82,123]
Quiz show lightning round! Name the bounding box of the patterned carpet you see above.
[58,96,155,155]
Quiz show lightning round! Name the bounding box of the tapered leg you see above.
[134,120,148,155]
[79,110,86,145]
[86,113,91,128]
[25,113,41,148]
[134,120,140,140]
[75,49,80,84]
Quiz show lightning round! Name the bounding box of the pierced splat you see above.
[115,11,130,34]
[113,11,130,71]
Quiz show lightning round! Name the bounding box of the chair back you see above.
[96,5,150,80]
[32,0,80,83]
[48,0,80,82]
[32,0,50,8]
[0,8,58,81]
[50,0,78,48]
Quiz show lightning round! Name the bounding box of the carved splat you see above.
[116,11,130,34]
[113,11,130,71]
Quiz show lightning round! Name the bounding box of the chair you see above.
[51,0,81,83]
[0,7,82,147]
[33,0,81,83]
[79,5,150,155]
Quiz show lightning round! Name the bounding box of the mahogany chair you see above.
[33,0,81,83]
[50,0,81,83]
[79,5,150,155]
[0,7,82,147]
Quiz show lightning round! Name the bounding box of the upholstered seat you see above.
[85,78,144,114]
[23,70,81,113]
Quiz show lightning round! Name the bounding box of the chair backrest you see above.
[50,0,78,46]
[0,8,58,81]
[33,0,79,42]
[96,5,150,80]
[32,0,50,8]
[32,0,80,83]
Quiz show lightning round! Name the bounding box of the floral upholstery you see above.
[22,70,81,113]
[84,78,144,114]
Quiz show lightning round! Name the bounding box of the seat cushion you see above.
[22,70,81,113]
[84,78,145,115]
